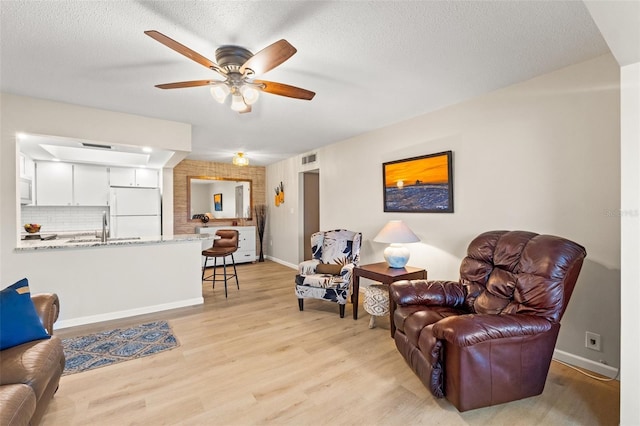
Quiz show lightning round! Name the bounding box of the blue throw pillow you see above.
[0,278,50,350]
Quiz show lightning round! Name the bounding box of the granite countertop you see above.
[16,233,209,251]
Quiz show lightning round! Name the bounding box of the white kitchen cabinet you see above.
[197,226,256,265]
[73,164,109,206]
[36,162,109,206]
[135,168,159,187]
[36,162,73,206]
[110,167,159,188]
[19,153,35,178]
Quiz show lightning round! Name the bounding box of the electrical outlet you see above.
[585,331,601,351]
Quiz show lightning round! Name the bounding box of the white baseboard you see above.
[265,255,297,270]
[553,349,619,379]
[55,297,204,330]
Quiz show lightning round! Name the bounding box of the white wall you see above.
[267,54,621,372]
[619,61,640,426]
[584,1,640,422]
[0,93,191,281]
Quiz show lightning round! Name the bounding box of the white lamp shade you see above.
[374,220,420,268]
[373,220,420,243]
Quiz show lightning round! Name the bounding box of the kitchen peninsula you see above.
[14,234,209,329]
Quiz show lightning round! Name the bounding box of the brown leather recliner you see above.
[390,230,586,412]
[0,293,65,425]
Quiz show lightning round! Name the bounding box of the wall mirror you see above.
[188,176,253,221]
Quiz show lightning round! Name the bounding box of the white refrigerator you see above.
[109,187,161,238]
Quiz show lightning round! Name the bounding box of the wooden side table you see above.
[352,262,427,334]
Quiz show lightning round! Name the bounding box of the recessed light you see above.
[142,147,152,153]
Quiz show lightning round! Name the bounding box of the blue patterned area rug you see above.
[62,320,179,375]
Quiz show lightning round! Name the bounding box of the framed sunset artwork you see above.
[382,151,454,213]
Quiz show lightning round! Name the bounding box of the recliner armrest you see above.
[390,280,466,308]
[30,293,60,335]
[432,313,552,347]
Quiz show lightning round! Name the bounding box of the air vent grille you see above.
[302,153,317,165]
[82,143,112,149]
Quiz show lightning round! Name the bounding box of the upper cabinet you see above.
[34,162,160,206]
[73,164,109,206]
[36,162,73,206]
[19,153,35,179]
[110,167,159,188]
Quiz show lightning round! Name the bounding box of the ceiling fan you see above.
[145,30,315,113]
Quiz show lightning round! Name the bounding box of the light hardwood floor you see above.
[43,261,619,425]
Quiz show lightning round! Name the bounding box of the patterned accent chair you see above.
[295,229,362,318]
[390,230,587,411]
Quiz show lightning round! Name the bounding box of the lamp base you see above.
[383,243,410,268]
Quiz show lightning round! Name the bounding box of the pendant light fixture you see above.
[232,152,249,166]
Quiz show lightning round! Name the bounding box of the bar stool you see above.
[202,229,239,298]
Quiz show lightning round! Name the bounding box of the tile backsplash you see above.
[21,206,110,233]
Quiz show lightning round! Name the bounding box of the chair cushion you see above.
[0,279,50,350]
[295,273,348,289]
[295,278,350,305]
[320,229,356,264]
[203,246,237,257]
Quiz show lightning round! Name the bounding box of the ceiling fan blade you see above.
[254,80,315,100]
[155,80,213,89]
[145,30,223,75]
[240,39,297,76]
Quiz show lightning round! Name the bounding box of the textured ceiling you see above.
[0,1,609,166]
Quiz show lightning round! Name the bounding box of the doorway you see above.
[303,170,320,260]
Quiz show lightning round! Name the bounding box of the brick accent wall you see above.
[173,159,266,235]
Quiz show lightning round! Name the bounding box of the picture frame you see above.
[382,150,453,213]
[213,193,223,211]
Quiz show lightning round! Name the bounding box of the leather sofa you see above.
[0,294,65,425]
[390,230,586,411]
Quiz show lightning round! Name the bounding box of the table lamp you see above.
[373,220,420,268]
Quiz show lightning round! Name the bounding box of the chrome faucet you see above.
[101,211,108,243]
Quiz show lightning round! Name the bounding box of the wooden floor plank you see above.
[43,260,620,425]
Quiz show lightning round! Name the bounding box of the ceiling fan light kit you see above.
[145,30,315,113]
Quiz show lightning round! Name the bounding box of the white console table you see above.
[196,225,256,265]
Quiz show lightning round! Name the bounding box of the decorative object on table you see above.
[200,215,210,225]
[274,181,284,206]
[62,320,179,375]
[295,229,362,318]
[382,150,453,213]
[373,220,420,268]
[389,230,586,412]
[24,223,41,233]
[214,193,223,211]
[255,204,267,262]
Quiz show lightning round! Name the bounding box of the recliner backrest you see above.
[459,230,586,323]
